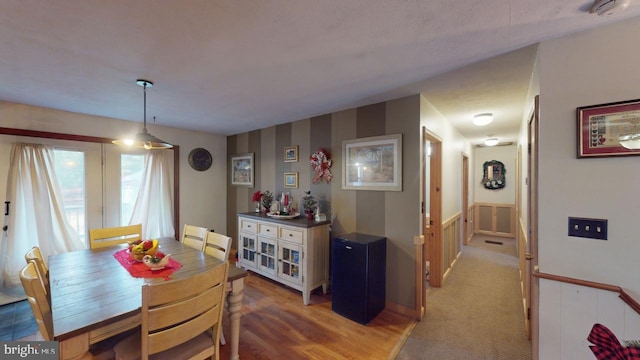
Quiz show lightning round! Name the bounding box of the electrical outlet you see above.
[568,217,608,240]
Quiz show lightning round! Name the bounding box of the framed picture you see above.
[231,153,254,187]
[284,172,298,188]
[284,145,298,162]
[577,99,640,158]
[342,134,402,191]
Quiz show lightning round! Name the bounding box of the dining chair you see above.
[204,231,232,346]
[20,261,53,341]
[204,231,232,262]
[113,261,229,360]
[181,224,208,252]
[89,224,142,249]
[25,246,49,294]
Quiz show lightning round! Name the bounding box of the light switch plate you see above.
[568,217,608,240]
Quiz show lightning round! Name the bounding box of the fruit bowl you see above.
[129,248,157,262]
[127,239,159,262]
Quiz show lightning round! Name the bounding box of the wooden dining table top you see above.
[49,237,246,340]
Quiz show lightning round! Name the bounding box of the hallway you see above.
[396,234,531,359]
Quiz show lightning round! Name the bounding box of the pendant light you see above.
[113,79,173,149]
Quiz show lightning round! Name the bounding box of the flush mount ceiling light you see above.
[473,113,493,126]
[589,0,630,16]
[113,79,173,150]
[484,137,499,146]
[619,133,640,149]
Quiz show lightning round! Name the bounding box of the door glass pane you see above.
[53,149,86,242]
[121,154,144,225]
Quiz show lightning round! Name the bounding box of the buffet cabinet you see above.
[237,213,330,305]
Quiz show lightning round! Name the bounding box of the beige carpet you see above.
[396,235,532,360]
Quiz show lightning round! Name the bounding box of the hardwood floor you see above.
[219,271,415,360]
[11,269,415,360]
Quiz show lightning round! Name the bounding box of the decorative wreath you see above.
[310,148,333,184]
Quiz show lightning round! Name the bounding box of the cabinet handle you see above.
[289,234,293,237]
[345,246,352,250]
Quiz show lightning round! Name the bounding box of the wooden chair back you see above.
[203,231,233,346]
[19,262,53,341]
[115,262,229,359]
[204,231,232,262]
[25,246,49,293]
[89,224,142,249]
[181,224,208,252]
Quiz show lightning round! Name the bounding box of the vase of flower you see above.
[252,191,263,212]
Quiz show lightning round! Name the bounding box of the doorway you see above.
[526,96,540,355]
[462,153,469,245]
[422,128,443,298]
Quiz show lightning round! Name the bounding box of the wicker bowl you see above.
[130,248,157,262]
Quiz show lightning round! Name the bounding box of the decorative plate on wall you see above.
[188,148,212,171]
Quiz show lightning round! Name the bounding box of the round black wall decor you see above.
[188,148,212,171]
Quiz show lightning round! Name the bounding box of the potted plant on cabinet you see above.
[301,191,317,220]
[261,191,273,214]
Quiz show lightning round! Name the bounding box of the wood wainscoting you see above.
[441,212,462,283]
[465,205,474,245]
[474,202,516,238]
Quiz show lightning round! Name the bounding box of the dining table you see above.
[49,237,247,360]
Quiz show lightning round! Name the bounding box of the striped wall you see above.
[227,95,421,310]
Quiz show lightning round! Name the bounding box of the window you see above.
[53,149,86,242]
[121,154,145,225]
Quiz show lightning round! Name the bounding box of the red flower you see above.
[252,191,263,202]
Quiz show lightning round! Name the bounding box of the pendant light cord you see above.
[142,82,148,131]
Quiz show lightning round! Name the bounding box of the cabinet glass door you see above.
[258,238,276,276]
[278,242,302,285]
[240,233,257,268]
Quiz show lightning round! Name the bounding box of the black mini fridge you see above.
[331,233,386,325]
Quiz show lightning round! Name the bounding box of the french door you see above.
[0,135,168,246]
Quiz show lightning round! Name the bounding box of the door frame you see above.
[462,153,469,245]
[423,128,443,290]
[526,96,540,358]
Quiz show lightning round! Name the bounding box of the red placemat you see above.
[113,249,182,280]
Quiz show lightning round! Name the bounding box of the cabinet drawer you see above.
[240,219,257,234]
[258,223,277,237]
[279,227,303,244]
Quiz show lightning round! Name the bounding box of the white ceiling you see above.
[1,1,639,145]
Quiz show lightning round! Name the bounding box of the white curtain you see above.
[129,150,175,239]
[0,143,83,289]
